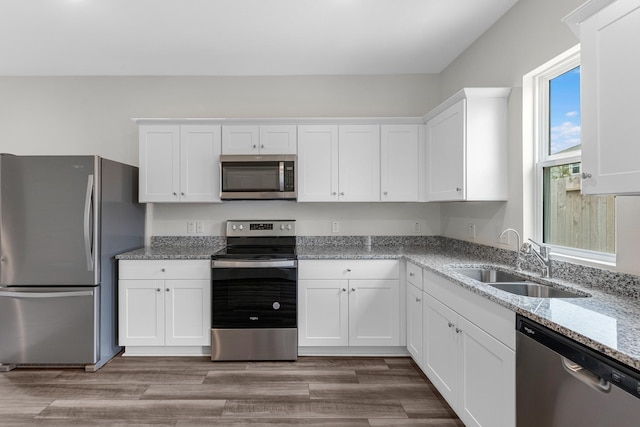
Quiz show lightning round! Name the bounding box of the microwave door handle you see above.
[279,161,285,192]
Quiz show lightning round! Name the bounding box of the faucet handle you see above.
[528,238,549,257]
[520,242,532,254]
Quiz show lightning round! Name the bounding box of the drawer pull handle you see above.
[342,288,347,292]
[448,322,454,328]
[351,288,356,292]
[455,328,462,334]
[409,273,414,277]
[156,288,161,292]
[166,288,170,292]
[415,297,421,302]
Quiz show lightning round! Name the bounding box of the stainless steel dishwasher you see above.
[516,315,640,426]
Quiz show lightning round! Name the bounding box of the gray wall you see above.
[437,0,640,275]
[0,74,442,238]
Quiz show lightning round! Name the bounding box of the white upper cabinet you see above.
[381,125,421,202]
[338,125,381,202]
[297,124,381,202]
[222,125,297,155]
[565,0,640,195]
[297,125,339,202]
[139,124,221,203]
[424,88,510,202]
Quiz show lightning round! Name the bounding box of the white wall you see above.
[151,202,440,237]
[0,74,443,238]
[437,0,640,275]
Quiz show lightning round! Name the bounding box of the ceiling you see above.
[0,0,520,76]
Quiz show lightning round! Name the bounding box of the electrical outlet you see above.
[467,223,476,239]
[196,221,203,233]
[497,227,509,245]
[414,221,421,233]
[331,221,339,233]
[187,221,196,234]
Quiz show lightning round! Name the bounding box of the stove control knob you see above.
[280,224,285,230]
[286,224,292,230]
[232,225,237,230]
[238,225,244,230]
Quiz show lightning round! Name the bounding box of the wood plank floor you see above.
[0,355,463,426]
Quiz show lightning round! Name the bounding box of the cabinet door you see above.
[260,125,297,154]
[406,283,423,365]
[180,125,221,202]
[139,125,180,202]
[119,280,164,346]
[297,125,339,202]
[222,126,260,154]
[425,100,465,201]
[298,279,349,346]
[381,125,419,202]
[338,125,381,202]
[581,0,640,195]
[423,294,458,409]
[164,280,211,346]
[457,316,515,427]
[348,279,399,346]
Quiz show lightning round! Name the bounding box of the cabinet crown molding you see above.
[563,0,617,36]
[132,117,424,126]
[422,87,511,122]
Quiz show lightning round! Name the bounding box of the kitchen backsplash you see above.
[151,236,226,247]
[149,234,640,299]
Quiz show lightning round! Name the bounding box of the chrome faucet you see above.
[500,228,523,271]
[522,238,552,278]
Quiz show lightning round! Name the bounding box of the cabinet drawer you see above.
[406,261,423,289]
[298,260,399,280]
[119,260,211,280]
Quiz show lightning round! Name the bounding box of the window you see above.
[531,47,615,263]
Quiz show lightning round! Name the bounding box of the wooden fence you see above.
[547,175,615,253]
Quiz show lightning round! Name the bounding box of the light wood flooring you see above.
[0,355,463,426]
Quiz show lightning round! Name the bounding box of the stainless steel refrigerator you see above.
[0,154,145,371]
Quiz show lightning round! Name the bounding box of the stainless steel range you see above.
[210,220,297,361]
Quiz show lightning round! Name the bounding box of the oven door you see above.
[211,260,297,328]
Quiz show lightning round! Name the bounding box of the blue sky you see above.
[549,66,581,155]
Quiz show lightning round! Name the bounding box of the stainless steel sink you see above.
[454,268,526,283]
[453,267,588,298]
[487,282,587,298]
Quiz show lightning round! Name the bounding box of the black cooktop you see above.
[211,236,297,260]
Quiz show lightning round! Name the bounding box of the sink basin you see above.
[452,267,589,298]
[454,268,526,283]
[487,282,587,298]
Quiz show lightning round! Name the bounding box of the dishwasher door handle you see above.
[562,356,611,393]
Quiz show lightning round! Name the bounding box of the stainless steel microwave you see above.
[220,155,296,200]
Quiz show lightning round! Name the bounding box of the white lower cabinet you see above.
[298,260,400,348]
[118,260,211,355]
[406,281,423,365]
[421,269,515,427]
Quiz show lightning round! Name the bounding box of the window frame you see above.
[530,46,616,266]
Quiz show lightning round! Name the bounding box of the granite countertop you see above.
[116,244,225,260]
[116,240,640,370]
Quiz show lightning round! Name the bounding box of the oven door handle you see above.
[211,260,297,268]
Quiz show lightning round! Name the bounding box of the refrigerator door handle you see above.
[84,174,94,271]
[0,290,94,298]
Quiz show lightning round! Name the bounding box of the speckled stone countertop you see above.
[115,236,225,260]
[116,235,640,370]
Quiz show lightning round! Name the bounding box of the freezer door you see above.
[0,156,100,286]
[0,286,99,364]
